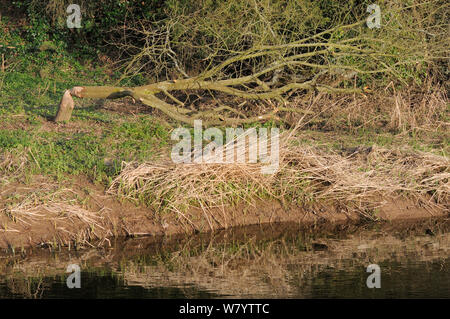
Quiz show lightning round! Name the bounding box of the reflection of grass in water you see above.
[0,274,45,299]
[0,220,448,298]
[121,238,299,297]
[0,268,222,299]
[118,227,449,298]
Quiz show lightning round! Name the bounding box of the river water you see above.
[0,218,448,298]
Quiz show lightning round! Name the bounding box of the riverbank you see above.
[0,169,448,250]
[1,96,449,249]
[1,57,448,251]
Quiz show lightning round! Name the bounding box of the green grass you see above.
[0,120,169,184]
[0,41,172,184]
[0,74,169,184]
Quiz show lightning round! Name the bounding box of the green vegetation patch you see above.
[0,117,169,183]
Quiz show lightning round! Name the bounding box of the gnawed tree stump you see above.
[55,88,77,122]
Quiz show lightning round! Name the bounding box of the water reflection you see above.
[0,218,448,298]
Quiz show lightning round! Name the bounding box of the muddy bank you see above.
[0,180,448,250]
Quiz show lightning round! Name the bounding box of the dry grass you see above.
[108,120,449,225]
[364,148,449,201]
[290,81,449,134]
[3,188,102,226]
[281,144,449,209]
[386,82,448,132]
[0,147,29,184]
[0,184,109,245]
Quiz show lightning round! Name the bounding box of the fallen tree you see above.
[54,5,446,126]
